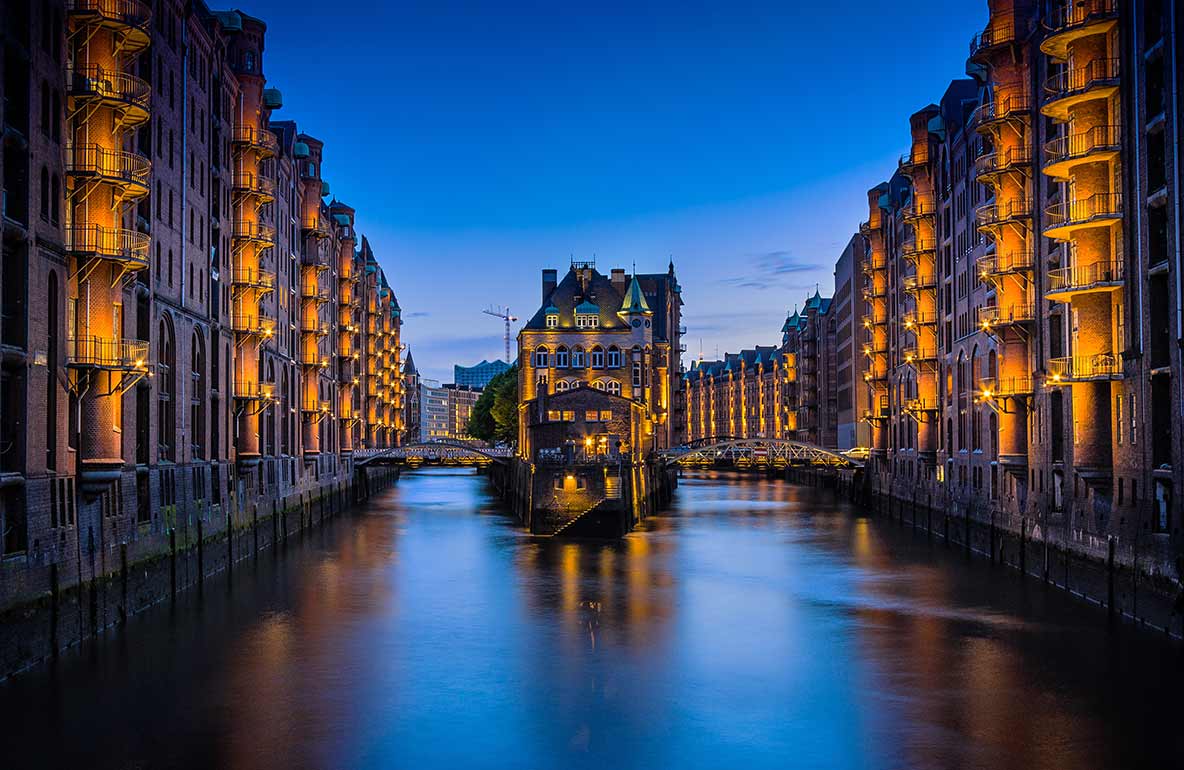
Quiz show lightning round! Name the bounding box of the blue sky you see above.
[249,1,986,383]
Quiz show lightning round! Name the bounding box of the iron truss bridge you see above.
[658,437,862,469]
[355,440,513,467]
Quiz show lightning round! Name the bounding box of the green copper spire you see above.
[619,274,652,316]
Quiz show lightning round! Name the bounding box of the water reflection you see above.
[0,469,1179,769]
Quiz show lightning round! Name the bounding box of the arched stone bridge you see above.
[658,437,862,469]
[355,440,513,467]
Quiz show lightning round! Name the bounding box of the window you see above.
[576,314,598,329]
[546,313,558,329]
[533,346,548,368]
[547,409,563,421]
[607,348,621,368]
[590,347,604,368]
[600,410,612,421]
[562,410,574,422]
[571,348,585,368]
[632,362,643,387]
[585,410,600,422]
[607,381,621,396]
[1115,395,1123,445]
[555,348,569,367]
[592,380,605,391]
[555,380,570,392]
[1129,394,1137,444]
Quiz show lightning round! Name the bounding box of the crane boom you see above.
[482,306,518,364]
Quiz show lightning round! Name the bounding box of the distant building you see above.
[443,384,482,440]
[420,380,450,441]
[833,234,870,450]
[454,359,512,389]
[403,349,421,444]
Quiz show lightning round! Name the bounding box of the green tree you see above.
[467,365,518,444]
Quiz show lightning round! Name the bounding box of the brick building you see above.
[850,0,1184,574]
[0,2,403,607]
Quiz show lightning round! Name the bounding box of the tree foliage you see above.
[466,365,518,444]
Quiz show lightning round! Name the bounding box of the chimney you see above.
[610,268,626,292]
[542,269,557,302]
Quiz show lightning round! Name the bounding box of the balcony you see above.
[66,143,150,201]
[977,250,1034,281]
[969,14,1020,60]
[1046,259,1124,300]
[66,0,151,54]
[230,312,274,338]
[900,237,936,261]
[66,336,148,370]
[299,349,329,369]
[969,92,1031,133]
[974,145,1032,181]
[233,381,279,404]
[231,125,279,159]
[1040,0,1119,60]
[302,214,330,239]
[861,310,888,328]
[65,224,149,270]
[862,337,889,356]
[901,346,938,366]
[301,318,331,336]
[231,172,276,204]
[978,376,1034,399]
[1041,58,1120,121]
[901,310,937,330]
[301,280,330,303]
[301,399,332,415]
[861,252,887,275]
[1043,192,1122,240]
[1047,353,1122,383]
[859,221,871,237]
[977,304,1037,330]
[903,398,940,415]
[68,66,151,128]
[864,363,890,384]
[1042,124,1121,179]
[230,266,275,294]
[898,150,929,176]
[903,272,937,293]
[976,198,1032,231]
[900,199,936,222]
[231,219,276,246]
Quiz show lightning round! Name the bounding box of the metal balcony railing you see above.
[903,272,938,292]
[1045,192,1123,233]
[901,311,937,328]
[969,14,1019,58]
[66,336,148,370]
[901,237,936,259]
[301,399,332,414]
[64,224,150,268]
[231,220,276,244]
[904,398,939,413]
[1047,354,1122,382]
[978,376,1034,398]
[231,172,276,201]
[969,92,1031,131]
[901,199,937,221]
[68,66,151,118]
[66,143,151,194]
[302,214,329,237]
[975,145,1032,178]
[66,0,151,40]
[301,280,329,302]
[976,199,1032,228]
[230,266,275,291]
[233,381,278,402]
[1044,125,1121,171]
[230,312,273,337]
[1046,259,1124,294]
[1043,58,1121,103]
[301,318,330,336]
[977,250,1035,279]
[1043,0,1118,39]
[231,125,279,158]
[901,346,939,364]
[977,304,1037,327]
[899,150,930,174]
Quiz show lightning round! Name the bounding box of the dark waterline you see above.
[0,469,1180,770]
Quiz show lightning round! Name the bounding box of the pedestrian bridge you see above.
[658,437,861,469]
[355,440,513,467]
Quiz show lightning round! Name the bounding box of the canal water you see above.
[0,469,1180,769]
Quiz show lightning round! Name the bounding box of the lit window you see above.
[607,381,621,396]
[546,314,558,329]
[599,410,612,421]
[585,410,600,422]
[547,410,562,421]
[592,380,606,391]
[562,410,575,421]
[555,380,569,391]
[576,314,599,329]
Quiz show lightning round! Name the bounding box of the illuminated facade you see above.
[517,261,683,459]
[0,2,403,605]
[683,346,790,442]
[855,0,1183,572]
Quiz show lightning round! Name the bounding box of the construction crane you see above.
[483,305,518,364]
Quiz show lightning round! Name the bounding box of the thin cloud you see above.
[718,249,824,289]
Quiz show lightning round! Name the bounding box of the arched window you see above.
[590,345,604,369]
[533,345,549,368]
[606,380,621,396]
[39,166,49,219]
[555,346,569,368]
[46,271,58,470]
[592,380,605,391]
[50,174,59,223]
[555,380,570,392]
[191,330,206,459]
[607,346,621,368]
[571,346,585,368]
[158,315,176,461]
